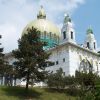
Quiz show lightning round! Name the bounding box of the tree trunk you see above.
[26,71,30,91]
[14,77,16,86]
[1,76,3,85]
[31,78,34,88]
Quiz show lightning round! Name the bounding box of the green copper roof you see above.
[87,27,93,34]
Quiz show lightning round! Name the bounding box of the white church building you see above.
[3,6,100,86]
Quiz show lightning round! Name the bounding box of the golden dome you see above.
[22,19,60,36]
[22,6,60,36]
[22,6,60,49]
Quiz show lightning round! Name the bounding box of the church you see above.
[3,6,100,86]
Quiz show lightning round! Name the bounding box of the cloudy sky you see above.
[0,0,100,53]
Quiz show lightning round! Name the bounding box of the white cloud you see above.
[0,23,18,52]
[0,0,86,53]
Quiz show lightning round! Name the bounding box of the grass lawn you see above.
[0,86,76,100]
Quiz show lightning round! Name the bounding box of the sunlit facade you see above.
[2,6,100,86]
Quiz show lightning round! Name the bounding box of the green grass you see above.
[0,86,76,100]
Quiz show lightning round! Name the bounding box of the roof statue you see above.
[64,13,71,23]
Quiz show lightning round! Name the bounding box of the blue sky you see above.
[0,0,100,53]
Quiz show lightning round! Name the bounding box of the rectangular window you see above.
[48,62,55,66]
[87,42,89,48]
[63,58,65,62]
[94,42,96,49]
[71,31,73,39]
[56,61,59,65]
[63,31,66,39]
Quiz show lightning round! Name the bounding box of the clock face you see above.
[79,59,93,73]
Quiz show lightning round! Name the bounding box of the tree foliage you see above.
[0,35,15,86]
[47,68,66,89]
[47,68,76,89]
[13,27,51,90]
[75,71,100,100]
[75,71,97,89]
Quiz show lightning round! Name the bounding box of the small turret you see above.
[61,14,76,44]
[84,27,97,51]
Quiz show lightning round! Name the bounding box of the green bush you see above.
[66,86,81,96]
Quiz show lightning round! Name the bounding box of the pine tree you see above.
[13,27,51,90]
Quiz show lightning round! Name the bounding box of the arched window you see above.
[44,31,46,38]
[71,31,73,39]
[63,31,66,39]
[87,42,89,48]
[79,59,93,73]
[54,34,56,41]
[49,32,52,39]
[94,42,96,49]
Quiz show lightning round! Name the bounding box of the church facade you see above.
[27,6,99,76]
[2,6,100,86]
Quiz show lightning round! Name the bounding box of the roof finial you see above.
[64,13,67,17]
[37,5,46,19]
[41,5,43,9]
[89,25,92,29]
[64,13,69,17]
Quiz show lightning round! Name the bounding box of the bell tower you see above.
[84,27,97,51]
[61,14,76,44]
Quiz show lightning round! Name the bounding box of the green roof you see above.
[87,27,93,34]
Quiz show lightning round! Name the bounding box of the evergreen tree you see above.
[13,27,51,90]
[98,51,100,56]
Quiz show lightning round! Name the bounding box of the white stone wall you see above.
[48,45,70,76]
[68,46,79,75]
[48,43,100,76]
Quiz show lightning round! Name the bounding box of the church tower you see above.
[84,27,97,51]
[61,14,76,44]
